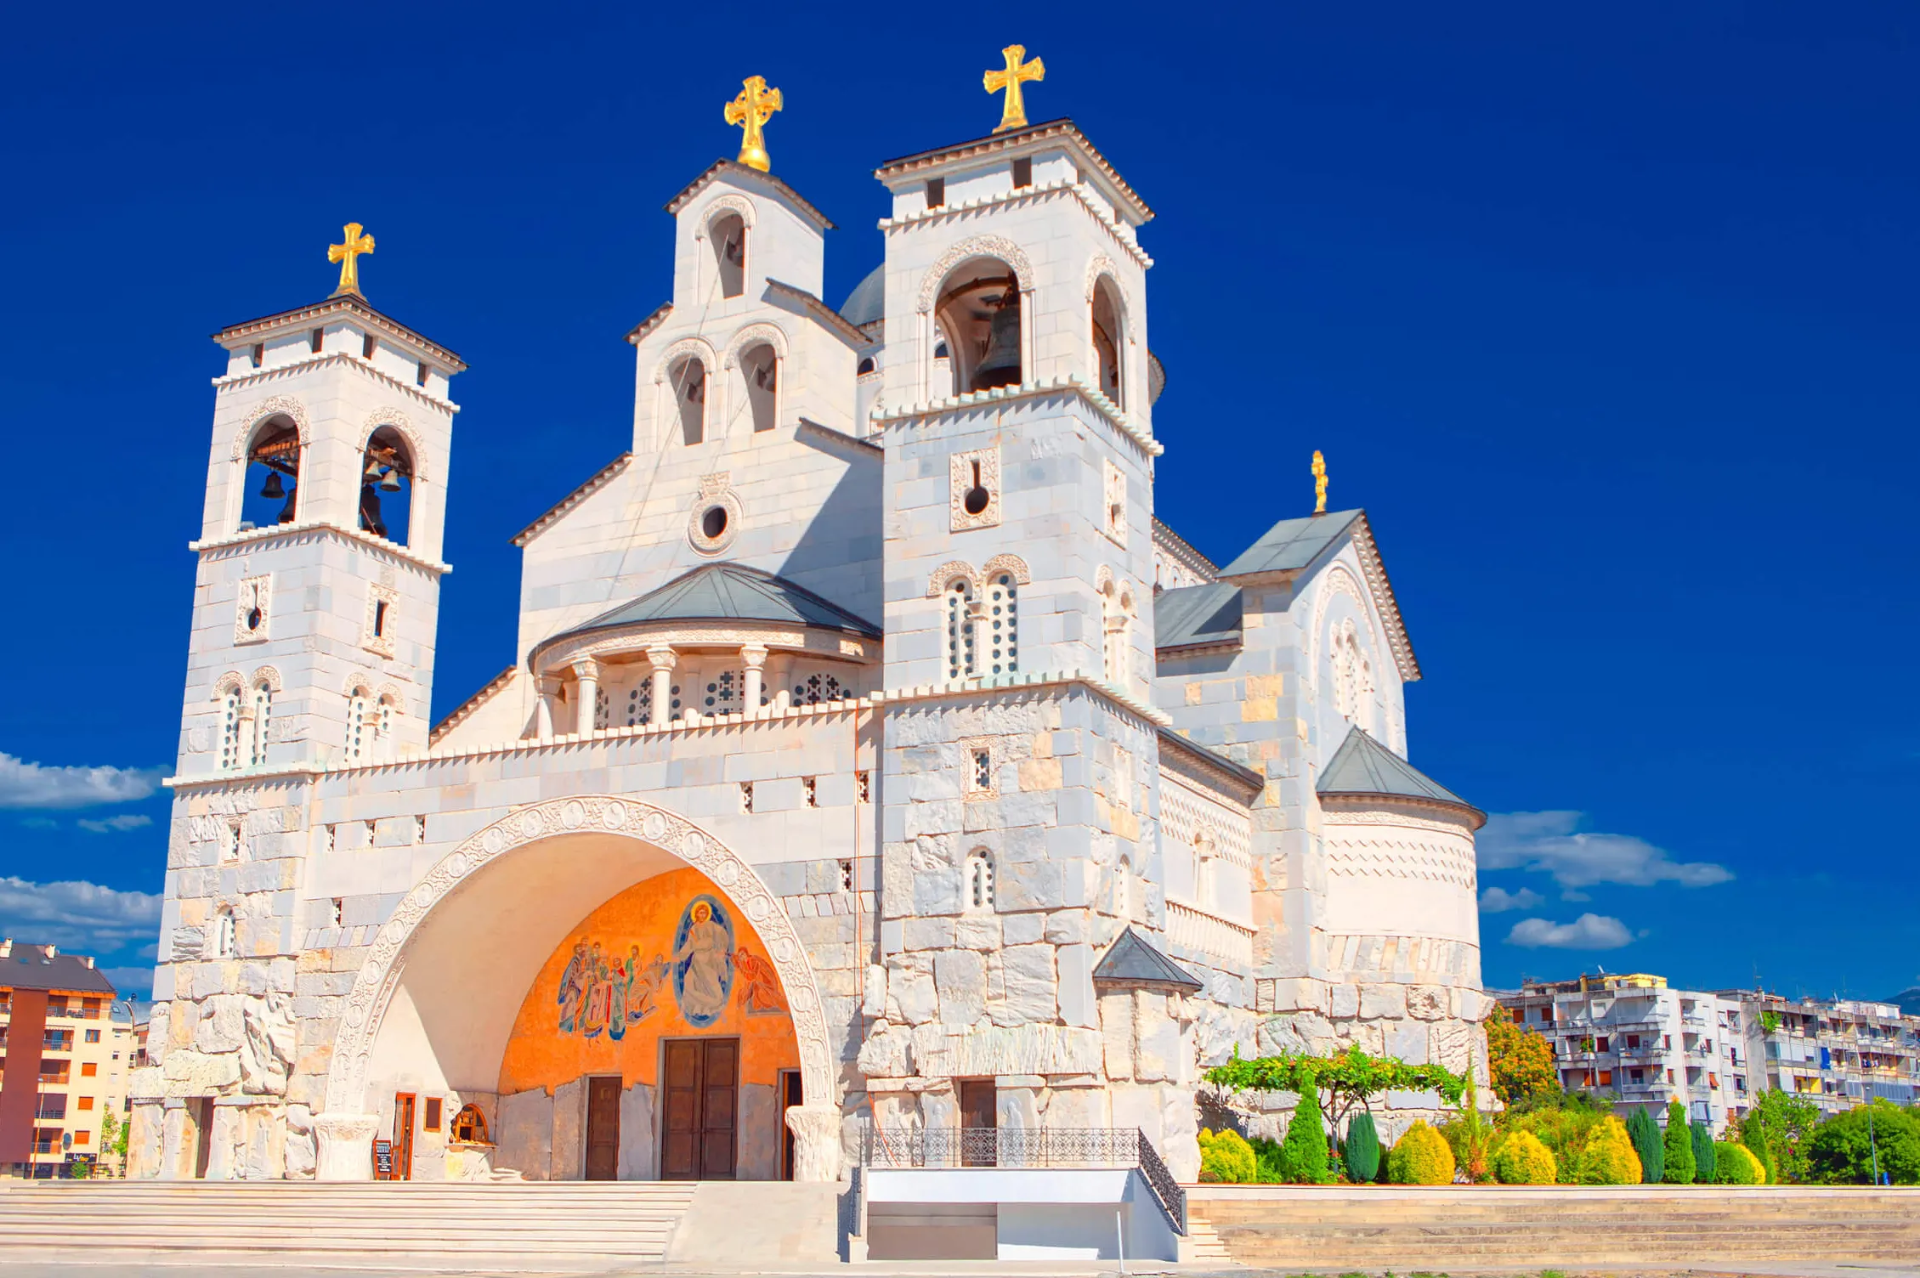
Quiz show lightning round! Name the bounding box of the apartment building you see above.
[1725,990,1920,1115]
[0,940,125,1178]
[1498,973,1748,1131]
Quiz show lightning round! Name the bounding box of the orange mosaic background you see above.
[498,866,799,1096]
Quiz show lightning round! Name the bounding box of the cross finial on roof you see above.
[984,44,1045,134]
[327,223,375,298]
[724,76,783,173]
[1312,450,1328,514]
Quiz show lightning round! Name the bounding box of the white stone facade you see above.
[129,121,1488,1184]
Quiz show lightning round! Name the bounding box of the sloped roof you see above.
[1092,926,1203,992]
[1155,582,1243,651]
[840,265,885,328]
[552,562,880,651]
[1318,726,1482,824]
[1219,509,1364,577]
[663,159,836,231]
[0,943,117,996]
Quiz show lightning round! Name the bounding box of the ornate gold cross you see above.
[328,223,375,297]
[1312,450,1328,514]
[724,76,783,173]
[983,44,1045,134]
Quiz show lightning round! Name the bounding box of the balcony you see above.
[1164,901,1254,968]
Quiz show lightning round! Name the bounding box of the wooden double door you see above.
[661,1037,738,1180]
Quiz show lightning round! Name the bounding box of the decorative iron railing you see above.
[858,1125,1186,1235]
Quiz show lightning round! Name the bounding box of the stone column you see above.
[784,1105,843,1182]
[313,1112,380,1181]
[647,646,677,725]
[741,644,768,713]
[534,675,558,741]
[571,659,600,734]
[1018,287,1036,386]
[969,596,989,679]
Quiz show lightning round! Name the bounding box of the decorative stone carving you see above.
[359,408,429,483]
[228,396,311,460]
[917,235,1035,313]
[233,575,272,645]
[313,1112,380,1182]
[784,1105,842,1182]
[948,447,1001,532]
[238,992,296,1095]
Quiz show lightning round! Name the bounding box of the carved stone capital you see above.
[784,1104,842,1183]
[313,1112,380,1182]
[740,644,769,670]
[569,658,600,680]
[646,646,679,671]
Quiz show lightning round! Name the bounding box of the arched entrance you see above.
[315,797,839,1181]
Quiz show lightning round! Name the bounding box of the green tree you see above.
[1690,1120,1717,1183]
[1486,1014,1560,1107]
[1626,1106,1664,1183]
[99,1111,121,1174]
[1662,1101,1697,1184]
[1342,1111,1382,1183]
[1742,1089,1820,1183]
[1804,1101,1920,1185]
[1278,1084,1333,1183]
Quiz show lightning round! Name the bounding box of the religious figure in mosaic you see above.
[557,940,589,1034]
[671,896,735,1028]
[735,946,788,1017]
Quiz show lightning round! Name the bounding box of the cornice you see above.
[511,453,632,548]
[190,519,452,577]
[212,350,460,417]
[624,302,674,346]
[213,294,466,370]
[663,159,837,231]
[874,376,1162,460]
[1152,516,1219,583]
[1319,789,1485,832]
[875,119,1153,225]
[870,668,1172,729]
[1157,728,1264,803]
[879,180,1152,270]
[1348,515,1420,684]
[429,665,517,745]
[528,618,864,678]
[763,279,875,349]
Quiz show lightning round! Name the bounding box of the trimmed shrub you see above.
[1198,1128,1257,1184]
[1740,1119,1776,1184]
[1691,1121,1717,1183]
[1492,1129,1558,1184]
[1249,1135,1286,1184]
[1387,1121,1456,1185]
[1662,1101,1697,1184]
[1342,1110,1382,1184]
[1626,1106,1664,1184]
[1493,1105,1609,1185]
[1712,1141,1761,1184]
[1279,1086,1334,1184]
[1576,1115,1644,1185]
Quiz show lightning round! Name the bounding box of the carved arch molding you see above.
[917,235,1036,313]
[321,795,835,1115]
[228,396,313,460]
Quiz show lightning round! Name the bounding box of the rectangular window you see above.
[1709,1072,1719,1087]
[331,898,344,926]
[413,815,426,845]
[77,1097,94,1111]
[373,599,388,637]
[838,860,854,892]
[416,361,429,387]
[1011,156,1033,189]
[802,776,818,808]
[37,1095,66,1119]
[310,328,324,354]
[40,1061,69,1083]
[84,1030,100,1044]
[1597,1070,1613,1086]
[1668,1068,1676,1084]
[855,771,871,803]
[363,332,377,359]
[925,177,945,209]
[739,781,753,814]
[1626,1035,1641,1050]
[424,1098,443,1132]
[970,748,992,793]
[73,1130,89,1146]
[1596,1036,1609,1052]
[1664,1035,1672,1050]
[81,1062,97,1078]
[250,342,264,368]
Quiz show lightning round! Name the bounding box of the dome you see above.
[839,265,885,329]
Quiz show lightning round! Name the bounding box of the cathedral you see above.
[128,51,1491,1186]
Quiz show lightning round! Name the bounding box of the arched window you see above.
[624,685,652,727]
[250,680,273,767]
[739,342,778,433]
[345,686,371,763]
[376,691,398,744]
[986,573,1018,675]
[670,356,707,445]
[213,909,237,959]
[359,426,416,546]
[856,356,877,377]
[1091,278,1125,408]
[710,211,746,300]
[240,418,301,532]
[1331,620,1376,730]
[944,578,976,680]
[594,685,610,730]
[1114,856,1133,922]
[965,852,995,912]
[934,260,1022,394]
[217,687,243,771]
[1101,580,1132,685]
[450,1103,490,1145]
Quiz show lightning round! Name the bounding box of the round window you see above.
[246,607,263,631]
[701,506,729,540]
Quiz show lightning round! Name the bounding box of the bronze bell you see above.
[970,294,1022,390]
[259,470,286,500]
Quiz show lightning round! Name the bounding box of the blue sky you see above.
[2,5,1915,1003]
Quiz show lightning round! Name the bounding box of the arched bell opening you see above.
[736,342,778,434]
[339,812,833,1184]
[709,212,746,300]
[239,416,302,531]
[359,425,415,546]
[1090,277,1125,409]
[669,356,708,445]
[933,257,1023,394]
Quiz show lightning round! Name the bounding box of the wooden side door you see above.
[585,1076,621,1181]
[661,1038,739,1180]
[391,1093,416,1181]
[958,1079,996,1167]
[698,1038,737,1180]
[191,1098,213,1180]
[778,1069,803,1181]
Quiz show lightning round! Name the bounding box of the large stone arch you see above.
[316,795,839,1179]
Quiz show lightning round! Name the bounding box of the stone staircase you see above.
[1190,1184,1920,1269]
[0,1179,699,1269]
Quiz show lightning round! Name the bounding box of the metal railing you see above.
[859,1125,1186,1235]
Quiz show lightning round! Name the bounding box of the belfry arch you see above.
[317,796,839,1182]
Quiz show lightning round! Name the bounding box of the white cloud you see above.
[101,966,155,999]
[1479,811,1733,890]
[77,814,153,834]
[0,754,164,810]
[1506,913,1634,950]
[1479,886,1545,913]
[0,876,163,951]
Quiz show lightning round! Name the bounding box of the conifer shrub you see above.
[1740,1118,1776,1184]
[1387,1120,1456,1185]
[1626,1107,1664,1183]
[1491,1128,1558,1184]
[1278,1086,1334,1183]
[1662,1101,1697,1184]
[1575,1115,1644,1185]
[1690,1121,1716,1183]
[1249,1135,1286,1184]
[1711,1141,1761,1184]
[1197,1128,1257,1184]
[1342,1111,1382,1184]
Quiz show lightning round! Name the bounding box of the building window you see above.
[250,342,264,368]
[625,686,652,727]
[802,776,818,808]
[1596,1037,1610,1053]
[310,328,324,354]
[451,1104,489,1144]
[704,669,743,713]
[791,672,845,706]
[945,579,976,679]
[331,898,344,926]
[1011,156,1033,189]
[925,177,945,209]
[964,852,994,911]
[250,679,273,767]
[346,687,371,762]
[218,687,243,771]
[214,909,237,959]
[80,1062,97,1077]
[740,782,754,814]
[710,211,746,299]
[838,859,854,892]
[986,574,1018,674]
[84,1029,100,1045]
[424,1098,443,1132]
[856,771,871,803]
[77,1096,94,1112]
[670,355,707,445]
[969,747,993,794]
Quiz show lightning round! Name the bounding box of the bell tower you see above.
[177,240,464,778]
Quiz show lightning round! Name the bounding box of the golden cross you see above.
[1312,450,1328,514]
[327,223,375,297]
[724,76,783,173]
[983,44,1045,134]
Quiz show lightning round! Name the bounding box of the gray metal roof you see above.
[839,265,885,329]
[0,943,117,996]
[1318,726,1481,820]
[1219,508,1363,577]
[1092,926,1203,992]
[564,563,881,642]
[1154,582,1242,650]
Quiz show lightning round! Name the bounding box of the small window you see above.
[413,814,426,844]
[451,1103,489,1144]
[857,356,876,376]
[925,177,945,209]
[80,1062,97,1077]
[250,342,264,368]
[802,776,818,808]
[331,897,344,926]
[325,825,337,852]
[416,361,429,388]
[965,852,994,911]
[373,600,388,637]
[740,781,754,814]
[1011,157,1033,189]
[1597,1069,1613,1086]
[1596,1037,1610,1052]
[77,1096,95,1111]
[84,1029,100,1045]
[310,328,324,354]
[214,909,237,959]
[424,1098,443,1132]
[362,332,377,360]
[856,771,871,803]
[970,748,992,793]
[838,860,854,892]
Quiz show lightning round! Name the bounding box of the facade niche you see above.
[934,258,1022,393]
[240,417,301,531]
[740,343,777,433]
[671,356,707,445]
[1091,278,1125,408]
[710,212,746,300]
[359,425,415,545]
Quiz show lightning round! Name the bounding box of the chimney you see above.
[81,955,94,969]
[45,944,58,959]
[0,938,10,958]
